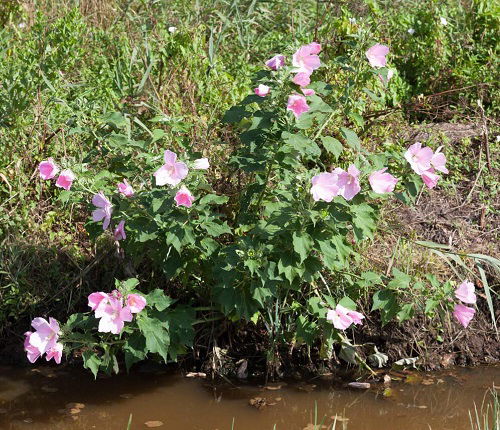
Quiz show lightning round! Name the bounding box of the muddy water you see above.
[0,364,498,430]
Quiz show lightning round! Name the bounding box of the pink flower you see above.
[336,164,361,201]
[28,317,61,355]
[404,142,434,174]
[421,168,440,189]
[369,168,398,193]
[114,220,126,241]
[455,280,476,304]
[327,304,364,330]
[55,169,75,190]
[301,88,315,96]
[117,179,134,197]
[45,343,63,364]
[348,309,365,325]
[154,150,188,186]
[39,158,59,180]
[365,43,390,68]
[254,84,270,97]
[265,54,285,70]
[287,94,309,118]
[453,304,475,328]
[88,292,108,311]
[305,42,321,54]
[292,44,321,74]
[92,192,113,230]
[431,147,449,173]
[127,294,147,314]
[193,158,210,170]
[24,332,41,363]
[174,185,195,208]
[311,172,341,202]
[97,296,133,335]
[292,72,311,87]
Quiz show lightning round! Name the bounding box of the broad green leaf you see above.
[292,231,314,263]
[82,350,102,379]
[340,127,361,151]
[372,289,399,325]
[320,136,343,159]
[388,268,411,290]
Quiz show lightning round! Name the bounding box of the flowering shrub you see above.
[29,40,479,376]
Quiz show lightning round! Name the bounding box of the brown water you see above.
[0,364,498,430]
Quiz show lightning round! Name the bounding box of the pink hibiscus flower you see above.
[154,150,188,186]
[287,94,309,118]
[39,158,59,180]
[92,192,113,230]
[369,168,398,193]
[174,185,195,208]
[365,43,389,68]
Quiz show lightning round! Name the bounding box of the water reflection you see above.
[0,365,497,429]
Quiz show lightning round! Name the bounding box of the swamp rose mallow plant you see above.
[127,294,147,313]
[404,142,434,174]
[174,185,195,208]
[24,317,63,364]
[96,295,133,334]
[254,84,270,97]
[265,54,285,70]
[55,169,75,190]
[154,150,188,186]
[327,304,364,330]
[336,165,361,201]
[365,43,389,68]
[287,94,310,118]
[453,304,475,328]
[293,72,311,87]
[193,158,210,170]
[311,172,341,202]
[39,158,59,180]
[455,280,476,304]
[89,291,146,334]
[117,179,134,197]
[114,220,126,241]
[92,192,113,230]
[369,168,398,193]
[292,44,321,74]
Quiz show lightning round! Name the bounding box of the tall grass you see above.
[469,388,500,430]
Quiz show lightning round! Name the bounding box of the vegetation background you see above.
[0,0,498,371]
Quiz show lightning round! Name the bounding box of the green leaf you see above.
[223,106,250,123]
[124,332,147,372]
[147,289,174,311]
[122,278,140,292]
[372,289,399,325]
[339,341,357,364]
[199,194,229,205]
[82,350,102,379]
[281,132,321,158]
[292,231,314,263]
[58,190,72,204]
[340,127,361,151]
[202,221,231,237]
[296,315,317,345]
[338,296,356,310]
[388,268,411,290]
[320,136,343,159]
[350,203,377,240]
[137,315,170,362]
[397,303,414,322]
